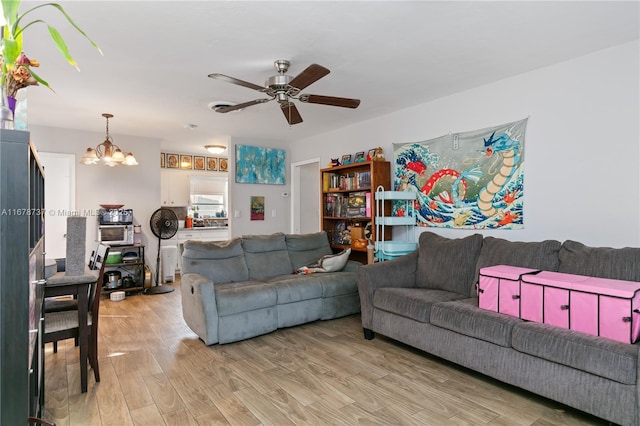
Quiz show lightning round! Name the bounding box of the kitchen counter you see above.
[183,226,229,230]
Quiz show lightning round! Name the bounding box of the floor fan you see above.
[146,208,179,294]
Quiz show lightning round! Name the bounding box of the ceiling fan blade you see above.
[280,102,303,125]
[289,64,330,91]
[216,98,271,113]
[299,94,361,109]
[208,73,265,92]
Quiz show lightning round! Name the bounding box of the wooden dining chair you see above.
[44,244,109,384]
[45,244,103,353]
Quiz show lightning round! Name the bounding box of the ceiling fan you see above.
[208,59,361,125]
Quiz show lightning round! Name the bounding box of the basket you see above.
[110,291,125,302]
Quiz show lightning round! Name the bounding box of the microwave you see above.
[98,224,134,246]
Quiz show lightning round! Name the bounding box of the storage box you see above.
[478,265,539,317]
[521,271,640,343]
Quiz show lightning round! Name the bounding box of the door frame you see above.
[290,157,320,234]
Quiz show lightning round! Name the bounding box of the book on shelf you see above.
[324,171,372,191]
[333,220,347,245]
[326,194,348,217]
[347,191,367,217]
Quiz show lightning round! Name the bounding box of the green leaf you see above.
[47,25,78,70]
[18,2,102,55]
[2,38,20,69]
[27,67,53,92]
[1,0,21,29]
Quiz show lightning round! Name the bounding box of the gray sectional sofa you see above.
[180,231,360,345]
[358,231,640,426]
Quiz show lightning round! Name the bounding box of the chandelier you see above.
[81,113,138,166]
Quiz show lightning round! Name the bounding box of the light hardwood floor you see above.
[44,280,608,425]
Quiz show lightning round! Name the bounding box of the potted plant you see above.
[1,0,101,126]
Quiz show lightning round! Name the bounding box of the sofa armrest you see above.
[357,250,418,329]
[180,273,219,345]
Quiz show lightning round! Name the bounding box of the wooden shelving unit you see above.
[320,161,391,263]
[0,130,46,424]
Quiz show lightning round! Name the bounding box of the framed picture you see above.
[206,157,218,171]
[160,152,165,168]
[166,153,179,169]
[180,155,192,169]
[367,148,376,160]
[250,196,265,221]
[193,155,205,170]
[235,145,285,184]
[219,157,228,172]
[354,151,365,162]
[341,154,352,165]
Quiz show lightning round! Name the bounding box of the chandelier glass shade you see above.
[205,144,227,155]
[81,113,138,166]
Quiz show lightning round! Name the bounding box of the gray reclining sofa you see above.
[180,231,360,345]
[358,231,640,426]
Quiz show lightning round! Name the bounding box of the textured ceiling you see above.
[18,1,640,153]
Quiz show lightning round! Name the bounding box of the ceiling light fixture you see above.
[81,113,138,167]
[205,144,227,155]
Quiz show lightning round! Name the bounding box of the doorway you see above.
[290,158,320,234]
[38,152,76,259]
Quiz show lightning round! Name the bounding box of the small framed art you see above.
[354,151,365,162]
[193,156,205,170]
[341,154,352,165]
[367,148,376,160]
[219,158,228,172]
[180,155,192,169]
[166,153,179,169]
[207,157,218,171]
[160,153,165,168]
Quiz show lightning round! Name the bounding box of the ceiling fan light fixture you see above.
[205,144,227,155]
[82,113,137,167]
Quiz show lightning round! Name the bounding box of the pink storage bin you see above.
[478,265,539,317]
[521,271,640,344]
[578,276,640,344]
[521,271,591,330]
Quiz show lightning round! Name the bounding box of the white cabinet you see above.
[161,170,190,206]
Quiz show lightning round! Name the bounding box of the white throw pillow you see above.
[308,248,351,273]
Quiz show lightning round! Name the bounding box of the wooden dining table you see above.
[45,269,98,393]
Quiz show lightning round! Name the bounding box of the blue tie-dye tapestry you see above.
[393,118,528,229]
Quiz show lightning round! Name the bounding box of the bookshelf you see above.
[320,161,391,263]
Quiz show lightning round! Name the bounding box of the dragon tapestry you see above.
[393,118,527,229]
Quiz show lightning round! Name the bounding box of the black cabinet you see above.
[0,129,46,424]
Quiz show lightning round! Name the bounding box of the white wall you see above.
[290,41,640,248]
[228,137,291,237]
[28,125,163,274]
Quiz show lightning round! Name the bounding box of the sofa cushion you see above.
[416,232,483,296]
[182,239,249,283]
[512,321,638,385]
[286,231,333,269]
[266,274,323,304]
[430,298,522,347]
[242,233,294,280]
[474,237,562,295]
[558,240,640,281]
[215,280,277,316]
[373,287,466,323]
[317,271,359,298]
